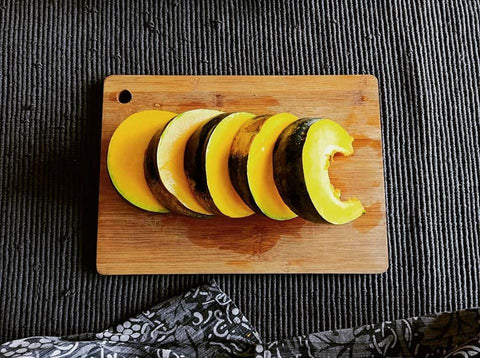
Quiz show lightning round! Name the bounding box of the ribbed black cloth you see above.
[0,0,479,343]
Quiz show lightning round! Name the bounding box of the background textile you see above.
[0,0,479,342]
[1,282,479,357]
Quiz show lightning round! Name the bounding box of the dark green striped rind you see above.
[273,118,324,223]
[184,113,231,215]
[144,125,210,218]
[228,115,271,213]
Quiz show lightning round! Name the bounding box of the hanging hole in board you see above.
[117,89,132,104]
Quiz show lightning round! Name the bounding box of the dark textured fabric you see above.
[262,309,480,357]
[1,282,480,357]
[0,282,261,357]
[0,0,479,344]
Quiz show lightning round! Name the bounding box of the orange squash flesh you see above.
[156,109,222,216]
[206,112,256,217]
[273,118,365,224]
[248,113,298,220]
[230,113,298,220]
[107,110,176,212]
[303,119,365,224]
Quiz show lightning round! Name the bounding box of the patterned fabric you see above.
[1,282,479,358]
[259,310,480,357]
[0,282,261,357]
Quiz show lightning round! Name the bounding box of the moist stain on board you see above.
[355,137,381,153]
[329,141,381,200]
[187,215,305,256]
[214,93,224,107]
[367,115,379,126]
[353,201,382,233]
[354,92,368,105]
[344,110,379,130]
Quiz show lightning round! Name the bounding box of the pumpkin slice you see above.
[144,109,222,217]
[273,118,365,224]
[107,110,176,212]
[184,112,256,218]
[229,113,298,220]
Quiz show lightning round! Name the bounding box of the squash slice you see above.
[273,118,365,224]
[144,109,222,217]
[107,110,176,212]
[230,113,298,220]
[185,112,255,218]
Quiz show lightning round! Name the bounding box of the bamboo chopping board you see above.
[97,75,388,275]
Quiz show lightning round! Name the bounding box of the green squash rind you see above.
[184,113,231,215]
[228,115,271,213]
[144,126,211,218]
[273,118,325,223]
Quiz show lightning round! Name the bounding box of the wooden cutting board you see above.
[97,75,388,275]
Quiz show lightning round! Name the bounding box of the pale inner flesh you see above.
[303,119,365,224]
[157,109,222,215]
[107,110,177,212]
[248,113,298,220]
[206,112,255,218]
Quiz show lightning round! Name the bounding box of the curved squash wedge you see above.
[273,118,365,224]
[144,109,222,217]
[230,113,298,220]
[107,110,176,212]
[185,112,256,218]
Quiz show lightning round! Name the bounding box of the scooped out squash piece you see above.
[107,110,177,212]
[273,118,365,224]
[184,112,256,218]
[229,113,298,220]
[144,109,222,217]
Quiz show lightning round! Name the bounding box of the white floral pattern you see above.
[0,281,261,357]
[0,282,479,358]
[258,309,480,357]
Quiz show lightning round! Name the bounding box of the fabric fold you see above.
[0,281,261,357]
[1,282,479,358]
[256,309,480,357]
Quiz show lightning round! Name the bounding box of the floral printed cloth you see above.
[1,281,479,357]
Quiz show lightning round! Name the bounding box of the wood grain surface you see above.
[97,75,388,275]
